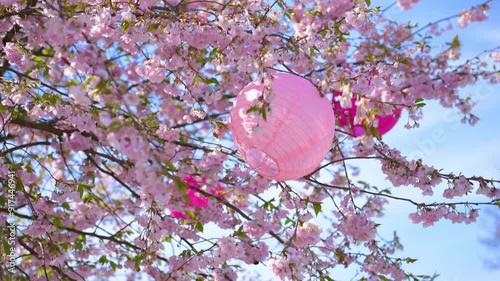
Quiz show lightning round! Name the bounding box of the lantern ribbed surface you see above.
[230,72,335,181]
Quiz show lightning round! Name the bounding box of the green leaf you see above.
[194,221,204,232]
[261,107,267,121]
[209,47,220,56]
[63,4,79,17]
[399,57,411,67]
[36,267,45,277]
[365,0,371,6]
[405,257,418,263]
[147,23,161,32]
[173,176,188,190]
[246,105,260,114]
[309,47,315,56]
[58,242,70,252]
[193,75,204,84]
[184,210,195,219]
[379,275,389,281]
[108,120,122,132]
[233,225,249,238]
[277,0,284,9]
[134,256,141,271]
[309,45,319,57]
[53,217,63,228]
[48,244,61,254]
[42,47,54,56]
[164,161,176,172]
[3,241,10,256]
[98,255,108,264]
[369,108,379,116]
[195,57,206,64]
[121,20,132,31]
[0,195,7,206]
[450,35,460,49]
[173,176,189,203]
[262,199,275,210]
[414,97,426,108]
[110,261,118,270]
[312,202,322,216]
[205,77,220,86]
[78,183,84,199]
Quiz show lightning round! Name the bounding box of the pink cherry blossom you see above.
[397,0,420,11]
[337,210,377,241]
[458,4,489,28]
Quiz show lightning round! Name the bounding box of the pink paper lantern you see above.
[230,72,335,181]
[170,176,224,219]
[333,95,402,137]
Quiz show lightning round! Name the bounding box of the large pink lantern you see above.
[230,72,335,181]
[333,95,402,137]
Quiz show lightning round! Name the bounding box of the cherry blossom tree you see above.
[0,0,499,280]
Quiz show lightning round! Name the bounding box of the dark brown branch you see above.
[0,7,40,20]
[61,226,170,263]
[9,116,99,142]
[1,141,51,156]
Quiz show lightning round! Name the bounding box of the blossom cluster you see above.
[458,4,490,28]
[378,146,442,196]
[409,206,479,227]
[337,209,377,242]
[289,220,322,248]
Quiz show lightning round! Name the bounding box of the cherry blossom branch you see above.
[372,144,500,186]
[0,7,40,20]
[439,173,500,184]
[306,177,498,208]
[311,155,384,176]
[4,68,68,97]
[60,226,170,263]
[0,141,51,156]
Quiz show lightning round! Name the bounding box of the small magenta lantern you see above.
[333,95,401,137]
[230,72,335,181]
[170,176,223,219]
